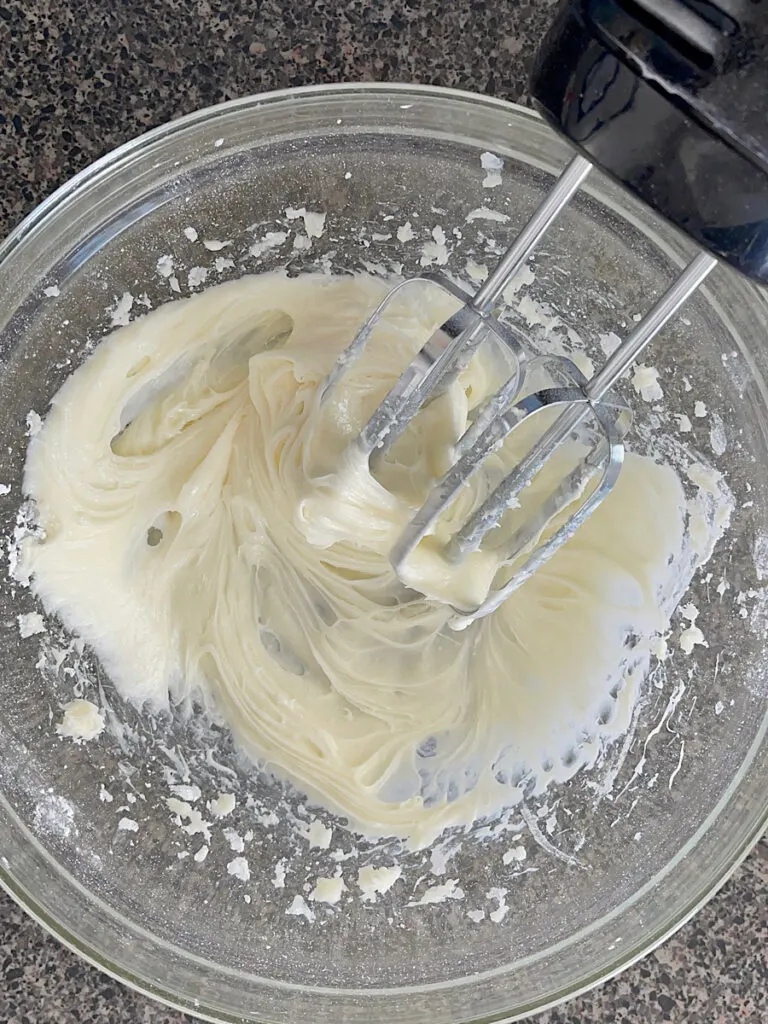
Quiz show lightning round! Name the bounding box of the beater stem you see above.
[449,251,718,561]
[473,154,592,310]
[587,251,717,400]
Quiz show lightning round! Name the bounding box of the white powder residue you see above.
[631,364,664,402]
[194,844,209,863]
[18,611,45,638]
[272,859,287,888]
[249,231,289,258]
[166,798,211,841]
[467,909,486,923]
[285,207,326,239]
[709,412,727,456]
[517,294,561,333]
[360,260,388,277]
[183,227,199,242]
[26,410,43,437]
[156,255,174,278]
[481,151,503,188]
[487,887,509,923]
[309,876,345,905]
[108,292,135,328]
[209,792,236,818]
[572,352,595,379]
[187,267,208,289]
[286,894,315,922]
[465,207,509,224]
[420,226,449,267]
[599,332,622,356]
[170,783,201,802]
[56,699,105,743]
[0,483,10,496]
[686,461,724,495]
[502,845,527,865]
[429,843,458,876]
[684,461,733,563]
[409,879,465,906]
[694,400,707,418]
[227,856,250,882]
[302,211,327,238]
[676,414,692,433]
[222,827,245,853]
[668,738,686,789]
[7,505,34,586]
[245,797,279,828]
[396,221,415,243]
[43,284,60,298]
[305,818,333,849]
[118,817,139,832]
[679,606,708,655]
[687,475,730,552]
[465,259,488,283]
[329,847,359,863]
[202,239,232,252]
[165,797,191,818]
[650,634,669,661]
[753,536,768,582]
[34,795,74,838]
[356,864,402,902]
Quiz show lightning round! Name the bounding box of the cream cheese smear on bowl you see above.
[21,272,730,848]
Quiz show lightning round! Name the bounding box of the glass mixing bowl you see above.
[1,84,768,1024]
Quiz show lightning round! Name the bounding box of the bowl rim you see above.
[0,81,538,266]
[2,79,767,1024]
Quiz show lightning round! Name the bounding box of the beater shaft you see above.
[473,154,592,310]
[444,250,718,623]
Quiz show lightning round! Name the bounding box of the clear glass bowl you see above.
[1,84,767,1024]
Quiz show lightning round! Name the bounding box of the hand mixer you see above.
[325,0,768,623]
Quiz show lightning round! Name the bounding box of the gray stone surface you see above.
[1,0,767,1021]
[1,847,767,1023]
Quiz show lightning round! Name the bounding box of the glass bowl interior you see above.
[1,84,767,1024]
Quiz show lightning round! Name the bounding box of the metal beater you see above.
[321,153,716,621]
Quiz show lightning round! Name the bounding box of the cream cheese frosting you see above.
[23,273,722,847]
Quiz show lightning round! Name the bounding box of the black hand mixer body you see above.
[529,0,768,283]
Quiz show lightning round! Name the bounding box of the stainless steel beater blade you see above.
[319,154,592,461]
[388,353,629,576]
[425,250,718,624]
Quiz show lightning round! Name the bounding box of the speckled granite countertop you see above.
[1,1,767,1021]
